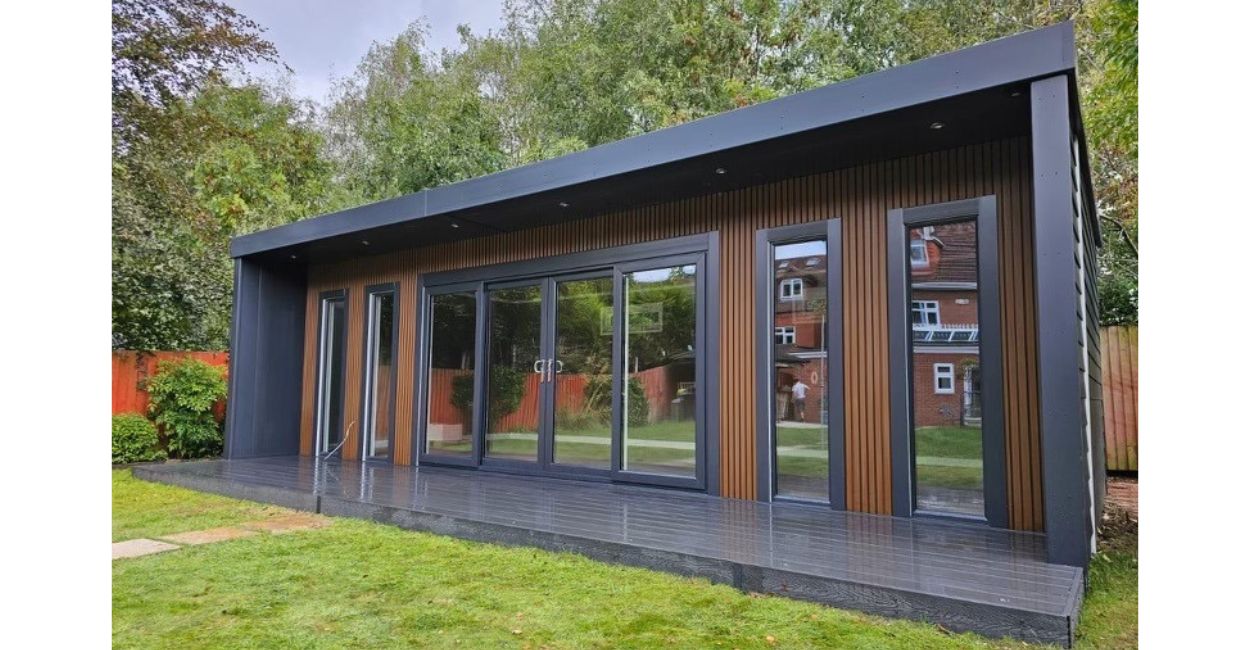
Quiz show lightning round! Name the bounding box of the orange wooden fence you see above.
[112,350,230,415]
[1100,326,1138,472]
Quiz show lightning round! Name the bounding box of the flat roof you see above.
[233,22,1080,261]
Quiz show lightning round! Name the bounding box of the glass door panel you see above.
[484,284,544,462]
[621,264,698,478]
[551,275,614,469]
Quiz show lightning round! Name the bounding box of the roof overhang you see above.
[233,21,1083,264]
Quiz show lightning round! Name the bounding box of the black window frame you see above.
[753,220,845,508]
[359,282,399,462]
[887,196,1008,528]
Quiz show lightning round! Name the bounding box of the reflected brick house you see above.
[773,251,829,423]
[910,221,981,428]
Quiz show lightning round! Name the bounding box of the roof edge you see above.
[232,21,1076,259]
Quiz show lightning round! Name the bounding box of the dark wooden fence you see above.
[1099,326,1138,472]
[112,350,229,415]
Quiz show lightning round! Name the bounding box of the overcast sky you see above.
[226,0,505,104]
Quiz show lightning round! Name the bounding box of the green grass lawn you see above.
[113,469,1137,648]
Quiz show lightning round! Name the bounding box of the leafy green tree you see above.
[112,0,339,349]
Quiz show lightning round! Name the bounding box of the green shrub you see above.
[147,358,228,459]
[451,366,528,429]
[584,375,648,427]
[112,413,166,463]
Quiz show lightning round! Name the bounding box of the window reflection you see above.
[771,240,829,501]
[426,292,476,456]
[622,265,697,477]
[909,220,984,518]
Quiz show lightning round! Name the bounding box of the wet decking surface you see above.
[134,456,1083,646]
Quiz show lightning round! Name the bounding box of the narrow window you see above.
[933,363,955,394]
[362,286,396,460]
[771,239,829,501]
[908,219,983,518]
[315,291,348,455]
[426,291,477,457]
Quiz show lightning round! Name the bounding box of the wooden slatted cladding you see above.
[298,137,1043,530]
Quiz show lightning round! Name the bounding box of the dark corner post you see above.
[225,256,307,459]
[1031,74,1092,567]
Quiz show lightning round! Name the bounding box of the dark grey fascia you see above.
[230,22,1076,259]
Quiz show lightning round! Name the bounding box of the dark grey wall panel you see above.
[1030,75,1092,568]
[225,259,307,458]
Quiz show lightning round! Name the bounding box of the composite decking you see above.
[133,457,1083,646]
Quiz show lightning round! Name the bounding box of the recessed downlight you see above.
[929,121,945,130]
[558,201,570,208]
[450,222,461,229]
[361,240,370,246]
[714,167,727,175]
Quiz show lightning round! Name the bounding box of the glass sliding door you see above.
[417,238,708,491]
[770,239,830,501]
[315,290,348,455]
[908,219,985,518]
[484,283,545,463]
[362,285,396,460]
[551,275,614,469]
[425,290,478,458]
[620,263,698,479]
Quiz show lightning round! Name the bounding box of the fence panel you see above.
[1099,326,1138,472]
[112,350,230,416]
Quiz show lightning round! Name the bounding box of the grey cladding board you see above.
[136,457,1084,646]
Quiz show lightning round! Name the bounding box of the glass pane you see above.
[909,220,984,517]
[365,291,395,459]
[485,285,543,461]
[426,292,476,456]
[318,297,347,451]
[772,240,830,501]
[553,276,614,469]
[622,265,697,477]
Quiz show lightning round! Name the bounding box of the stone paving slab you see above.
[113,538,180,560]
[159,526,257,545]
[242,513,331,534]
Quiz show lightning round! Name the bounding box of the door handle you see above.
[533,359,546,378]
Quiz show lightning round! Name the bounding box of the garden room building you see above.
[141,22,1105,647]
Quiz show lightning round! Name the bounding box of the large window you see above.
[425,291,477,458]
[889,196,1005,526]
[756,220,843,507]
[362,286,396,460]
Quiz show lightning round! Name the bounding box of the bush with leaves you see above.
[112,413,166,464]
[147,358,228,458]
[451,366,529,430]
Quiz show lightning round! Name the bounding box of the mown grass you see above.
[112,467,289,542]
[113,469,1137,648]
